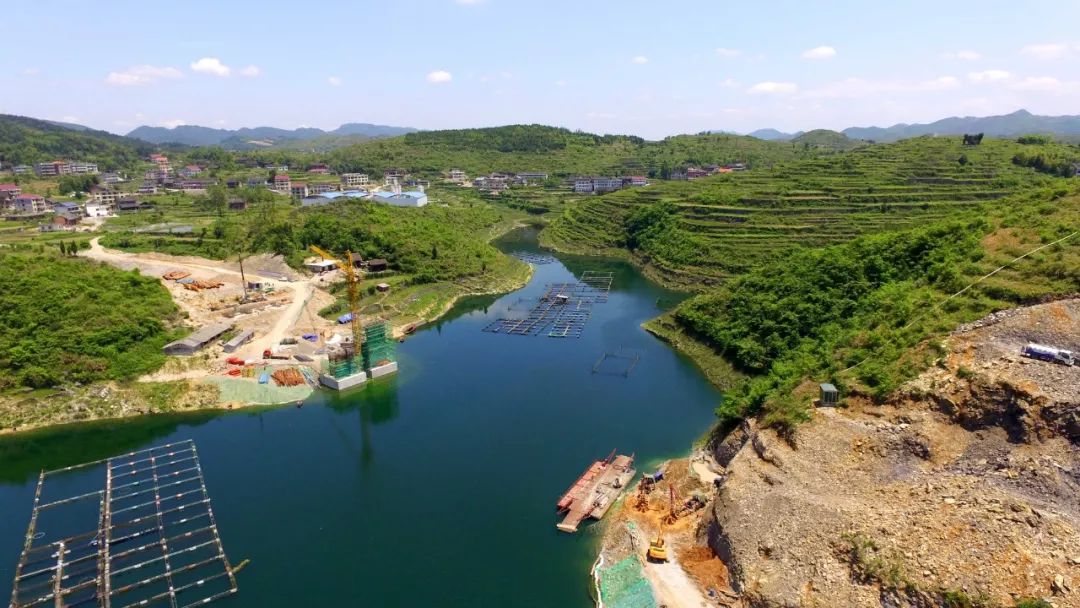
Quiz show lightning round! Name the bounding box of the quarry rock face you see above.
[707,300,1080,607]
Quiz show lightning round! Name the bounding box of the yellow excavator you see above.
[647,522,668,562]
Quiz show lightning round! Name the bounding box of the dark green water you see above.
[0,228,721,607]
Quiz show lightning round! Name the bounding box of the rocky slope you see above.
[706,299,1079,607]
[599,299,1079,608]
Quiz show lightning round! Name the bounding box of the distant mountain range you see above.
[126,123,418,148]
[746,110,1080,142]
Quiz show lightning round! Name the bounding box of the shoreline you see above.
[0,225,536,438]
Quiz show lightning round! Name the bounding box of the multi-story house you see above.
[340,173,369,188]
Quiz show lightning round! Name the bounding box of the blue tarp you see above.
[337,313,354,324]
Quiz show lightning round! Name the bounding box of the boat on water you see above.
[556,451,635,533]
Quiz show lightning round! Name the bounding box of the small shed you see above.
[819,383,839,407]
[305,259,337,273]
[366,258,388,272]
[163,322,232,356]
[222,329,254,353]
[376,283,390,293]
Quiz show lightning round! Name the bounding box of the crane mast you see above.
[309,245,364,351]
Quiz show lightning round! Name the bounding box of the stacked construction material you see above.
[271,367,306,387]
[182,279,225,291]
[361,320,396,370]
[162,270,191,280]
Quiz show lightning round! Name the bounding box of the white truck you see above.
[1021,343,1075,366]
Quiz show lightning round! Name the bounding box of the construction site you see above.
[593,456,728,608]
[556,452,636,533]
[80,237,398,401]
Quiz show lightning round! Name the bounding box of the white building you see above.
[573,178,594,193]
[341,173,370,187]
[85,202,113,217]
[371,189,428,208]
[448,169,467,182]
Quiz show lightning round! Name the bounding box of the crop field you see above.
[544,137,1071,287]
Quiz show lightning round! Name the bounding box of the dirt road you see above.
[632,530,712,608]
[82,237,315,361]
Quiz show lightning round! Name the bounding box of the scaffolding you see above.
[361,320,396,371]
[9,440,240,608]
[325,343,364,379]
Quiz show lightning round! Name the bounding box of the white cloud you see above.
[190,57,231,77]
[719,78,740,88]
[1011,76,1065,91]
[60,115,80,123]
[555,79,568,87]
[801,46,836,59]
[327,76,342,86]
[799,76,959,99]
[159,119,186,129]
[239,65,261,77]
[455,0,484,4]
[586,111,616,119]
[942,50,981,60]
[631,56,649,64]
[715,48,742,58]
[1021,43,1069,60]
[748,81,798,94]
[21,67,40,76]
[426,70,453,84]
[968,69,1011,83]
[105,65,184,86]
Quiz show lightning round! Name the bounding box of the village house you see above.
[12,165,31,175]
[14,194,48,214]
[622,175,647,187]
[272,174,291,194]
[366,258,388,272]
[180,180,211,193]
[308,183,337,195]
[475,176,509,192]
[227,198,247,211]
[53,201,81,215]
[307,164,331,175]
[448,168,467,182]
[117,198,153,213]
[101,172,122,184]
[69,161,99,175]
[574,177,622,193]
[52,211,81,228]
[247,176,267,188]
[137,182,159,195]
[0,183,21,205]
[263,162,288,172]
[686,167,709,179]
[290,183,310,198]
[179,165,203,178]
[340,173,369,188]
[88,185,121,204]
[150,154,171,173]
[35,161,72,177]
[516,172,548,183]
[84,202,113,218]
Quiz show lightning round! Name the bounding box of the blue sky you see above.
[4,0,1080,139]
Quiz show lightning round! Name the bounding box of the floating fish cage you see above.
[509,251,557,265]
[482,271,614,340]
[9,440,240,608]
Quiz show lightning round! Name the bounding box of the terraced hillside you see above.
[543,136,1073,287]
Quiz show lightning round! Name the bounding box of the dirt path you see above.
[82,237,316,361]
[636,538,712,608]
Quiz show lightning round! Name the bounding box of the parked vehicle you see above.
[1021,343,1075,366]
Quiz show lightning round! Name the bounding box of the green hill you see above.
[543,136,1071,287]
[790,129,864,150]
[0,114,153,169]
[248,125,827,178]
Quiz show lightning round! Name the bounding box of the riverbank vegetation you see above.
[542,135,1079,432]
[0,253,181,390]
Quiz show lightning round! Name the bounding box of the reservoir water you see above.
[0,228,721,607]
